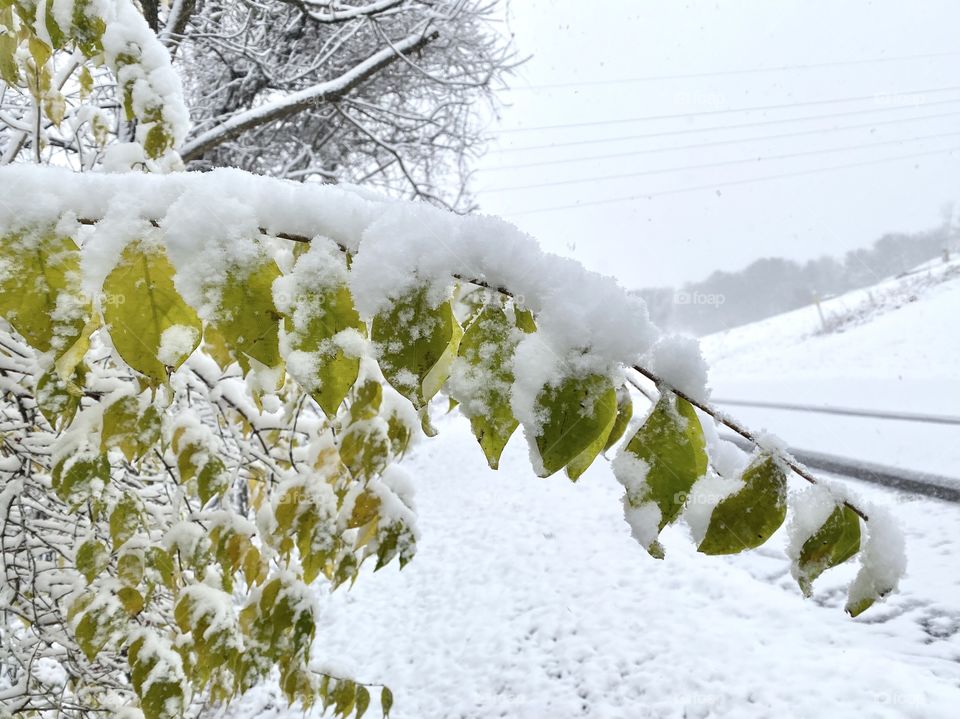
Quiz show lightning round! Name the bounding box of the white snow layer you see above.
[0,165,706,403]
[222,417,959,719]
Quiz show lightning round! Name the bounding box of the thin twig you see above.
[630,365,868,521]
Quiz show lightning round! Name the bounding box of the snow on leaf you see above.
[212,258,283,376]
[0,228,88,357]
[844,505,906,617]
[447,303,531,469]
[274,242,364,416]
[371,286,462,413]
[76,539,109,584]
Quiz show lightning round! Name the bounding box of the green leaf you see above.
[101,395,140,460]
[846,596,875,618]
[102,241,201,384]
[332,679,356,716]
[533,373,617,477]
[371,288,462,409]
[381,686,393,717]
[109,494,141,550]
[43,5,65,49]
[76,540,109,584]
[614,393,707,556]
[28,37,51,69]
[340,424,390,481]
[36,363,85,429]
[117,551,145,586]
[78,65,93,96]
[604,384,633,451]
[451,304,530,469]
[75,611,101,661]
[197,456,228,506]
[75,607,120,663]
[71,0,106,56]
[386,408,412,458]
[0,33,19,85]
[795,505,861,596]
[212,259,282,373]
[148,547,176,590]
[143,123,173,160]
[51,453,110,507]
[698,454,788,555]
[355,685,371,719]
[0,230,88,356]
[137,405,162,454]
[564,384,620,480]
[350,380,383,422]
[117,586,144,616]
[141,680,184,719]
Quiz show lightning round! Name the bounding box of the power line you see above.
[489,96,960,154]
[505,50,960,91]
[503,145,960,216]
[496,84,960,134]
[713,398,960,426]
[483,129,960,193]
[483,108,960,172]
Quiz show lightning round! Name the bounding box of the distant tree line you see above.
[638,220,957,336]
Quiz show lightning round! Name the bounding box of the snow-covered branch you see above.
[180,26,438,161]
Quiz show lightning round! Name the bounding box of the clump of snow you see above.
[610,448,651,500]
[846,502,907,615]
[641,334,710,404]
[0,165,679,387]
[158,324,200,366]
[101,143,150,173]
[0,163,711,455]
[754,430,792,457]
[622,498,662,550]
[697,407,748,479]
[163,521,207,558]
[125,629,189,706]
[180,584,243,650]
[272,238,349,316]
[786,484,838,554]
[162,188,264,319]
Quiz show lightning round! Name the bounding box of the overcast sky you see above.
[471,0,960,288]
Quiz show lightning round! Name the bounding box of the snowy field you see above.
[231,263,960,718]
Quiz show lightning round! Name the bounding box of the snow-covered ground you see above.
[236,260,960,719]
[234,258,960,719]
[235,418,959,719]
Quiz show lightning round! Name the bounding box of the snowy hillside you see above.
[703,258,960,478]
[239,262,960,719]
